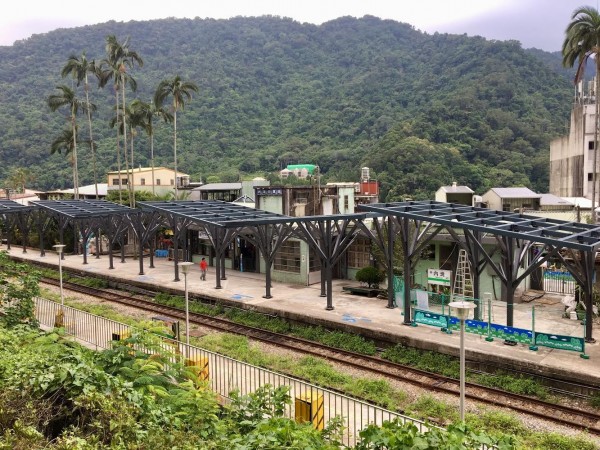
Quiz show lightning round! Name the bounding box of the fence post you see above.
[484,293,493,342]
[529,305,538,351]
[581,318,590,359]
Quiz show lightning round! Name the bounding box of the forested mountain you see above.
[0,15,574,200]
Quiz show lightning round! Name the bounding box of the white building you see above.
[549,78,598,199]
[106,167,189,196]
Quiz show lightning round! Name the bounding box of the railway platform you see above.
[8,247,600,387]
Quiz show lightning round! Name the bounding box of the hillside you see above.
[0,15,574,200]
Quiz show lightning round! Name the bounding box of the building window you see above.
[347,237,371,269]
[420,244,435,260]
[141,178,145,186]
[112,178,120,186]
[344,195,349,210]
[590,141,595,150]
[170,179,174,185]
[156,179,161,185]
[122,178,128,185]
[274,241,301,273]
[589,173,594,181]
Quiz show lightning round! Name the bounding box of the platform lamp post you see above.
[53,244,66,327]
[448,300,476,422]
[178,262,195,355]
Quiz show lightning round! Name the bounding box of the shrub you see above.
[355,266,385,288]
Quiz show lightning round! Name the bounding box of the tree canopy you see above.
[0,16,574,199]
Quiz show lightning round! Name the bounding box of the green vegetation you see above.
[471,372,552,401]
[382,343,460,378]
[0,16,574,198]
[0,325,346,449]
[355,266,386,288]
[381,343,559,402]
[152,290,379,354]
[29,289,597,449]
[0,252,40,328]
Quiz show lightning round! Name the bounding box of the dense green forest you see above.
[0,15,575,201]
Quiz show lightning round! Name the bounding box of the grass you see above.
[470,371,552,401]
[404,395,458,425]
[381,343,459,378]
[197,335,407,411]
[590,392,600,408]
[381,344,557,402]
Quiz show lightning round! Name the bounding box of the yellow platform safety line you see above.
[295,391,325,430]
[186,357,210,384]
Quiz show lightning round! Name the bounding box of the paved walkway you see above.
[7,246,600,387]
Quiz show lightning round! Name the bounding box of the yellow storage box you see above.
[295,391,324,430]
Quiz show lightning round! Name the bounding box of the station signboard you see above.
[427,268,452,286]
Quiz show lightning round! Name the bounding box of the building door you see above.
[238,237,257,273]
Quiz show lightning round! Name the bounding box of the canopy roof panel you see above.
[0,200,32,214]
[139,200,289,226]
[139,200,366,227]
[31,200,134,218]
[359,200,600,251]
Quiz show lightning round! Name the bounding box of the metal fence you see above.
[542,268,576,294]
[34,297,432,447]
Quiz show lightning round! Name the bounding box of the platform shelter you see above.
[0,200,33,253]
[4,198,600,341]
[359,200,600,342]
[138,200,367,309]
[31,200,136,267]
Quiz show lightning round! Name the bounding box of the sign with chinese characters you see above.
[427,269,452,286]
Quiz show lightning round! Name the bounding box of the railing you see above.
[34,297,432,447]
[542,268,576,294]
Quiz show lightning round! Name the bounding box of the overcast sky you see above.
[0,0,592,51]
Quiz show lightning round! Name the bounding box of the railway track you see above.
[41,277,600,434]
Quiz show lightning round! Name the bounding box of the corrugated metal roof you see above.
[539,193,573,206]
[490,187,541,198]
[439,185,474,194]
[106,167,188,176]
[58,184,108,196]
[562,197,598,209]
[194,183,242,191]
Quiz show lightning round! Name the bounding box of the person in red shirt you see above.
[200,257,208,281]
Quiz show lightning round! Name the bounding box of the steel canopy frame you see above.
[361,201,600,251]
[0,200,33,253]
[139,201,368,304]
[31,200,135,266]
[138,201,293,285]
[359,201,600,341]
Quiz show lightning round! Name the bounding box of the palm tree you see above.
[127,102,149,208]
[563,6,600,215]
[154,76,198,198]
[109,102,136,207]
[98,35,143,203]
[61,52,100,198]
[48,85,88,199]
[50,127,78,193]
[131,99,173,195]
[6,168,35,194]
